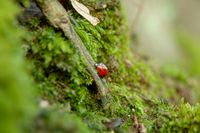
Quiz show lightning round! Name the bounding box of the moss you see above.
[2,0,200,133]
[29,106,94,133]
[0,1,36,133]
[142,99,200,132]
[160,102,200,132]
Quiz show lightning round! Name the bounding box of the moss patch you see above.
[2,0,200,133]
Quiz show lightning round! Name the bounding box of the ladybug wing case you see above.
[96,66,108,78]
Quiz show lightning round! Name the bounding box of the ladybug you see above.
[95,63,108,78]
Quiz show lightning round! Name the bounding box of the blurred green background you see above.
[123,0,200,77]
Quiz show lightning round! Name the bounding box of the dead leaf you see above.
[70,0,100,26]
[132,115,147,133]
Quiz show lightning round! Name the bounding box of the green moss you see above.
[160,102,200,132]
[0,1,36,133]
[29,106,94,133]
[11,0,200,132]
[142,99,200,133]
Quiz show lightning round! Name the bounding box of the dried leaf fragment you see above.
[132,115,147,133]
[70,0,100,26]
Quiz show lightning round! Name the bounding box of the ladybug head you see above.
[95,63,99,68]
[95,63,106,67]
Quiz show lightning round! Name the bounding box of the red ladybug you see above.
[95,63,108,78]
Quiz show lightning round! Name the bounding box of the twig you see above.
[35,0,110,107]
